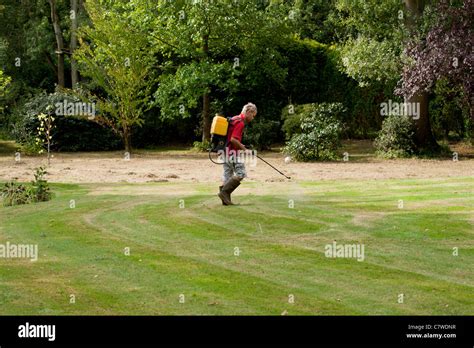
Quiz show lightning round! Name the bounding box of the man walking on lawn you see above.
[218,103,257,206]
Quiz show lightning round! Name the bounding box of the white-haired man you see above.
[218,103,257,205]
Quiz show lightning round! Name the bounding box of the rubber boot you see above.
[218,185,228,206]
[218,176,241,206]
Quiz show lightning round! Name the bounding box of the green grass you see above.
[0,177,472,315]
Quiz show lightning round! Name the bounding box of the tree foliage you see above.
[74,0,157,152]
[334,0,406,87]
[291,0,337,43]
[396,0,473,117]
[0,69,11,113]
[141,0,292,140]
[1,0,472,153]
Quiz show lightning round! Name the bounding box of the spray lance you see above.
[208,114,291,180]
[255,154,291,180]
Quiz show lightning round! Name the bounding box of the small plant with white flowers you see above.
[35,107,55,165]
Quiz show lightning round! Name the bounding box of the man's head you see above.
[242,103,257,123]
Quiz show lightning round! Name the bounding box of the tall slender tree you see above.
[75,0,157,153]
[70,0,79,88]
[48,0,66,88]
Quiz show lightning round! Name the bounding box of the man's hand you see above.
[230,137,246,151]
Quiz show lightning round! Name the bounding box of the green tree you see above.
[142,0,292,141]
[74,0,157,153]
[334,0,440,151]
[335,0,405,88]
[290,0,337,43]
[0,0,57,94]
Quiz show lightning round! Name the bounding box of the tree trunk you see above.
[404,0,425,16]
[70,0,79,88]
[123,126,132,154]
[122,125,132,155]
[201,34,211,142]
[404,0,438,151]
[408,92,437,149]
[202,93,211,142]
[48,0,65,88]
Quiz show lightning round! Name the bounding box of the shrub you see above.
[1,182,33,207]
[280,39,386,140]
[282,102,346,141]
[192,140,211,152]
[244,119,280,150]
[1,166,52,207]
[374,116,416,158]
[281,104,309,140]
[16,133,43,155]
[11,90,121,152]
[0,69,11,114]
[284,103,344,161]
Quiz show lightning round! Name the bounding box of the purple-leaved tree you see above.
[397,0,473,146]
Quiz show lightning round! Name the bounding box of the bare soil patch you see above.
[0,141,472,184]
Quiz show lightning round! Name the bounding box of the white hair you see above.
[242,103,257,115]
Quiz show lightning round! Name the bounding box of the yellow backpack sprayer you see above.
[209,114,292,179]
[209,114,231,154]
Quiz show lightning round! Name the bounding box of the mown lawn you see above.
[0,177,472,315]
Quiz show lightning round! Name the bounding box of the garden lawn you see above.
[0,177,472,315]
